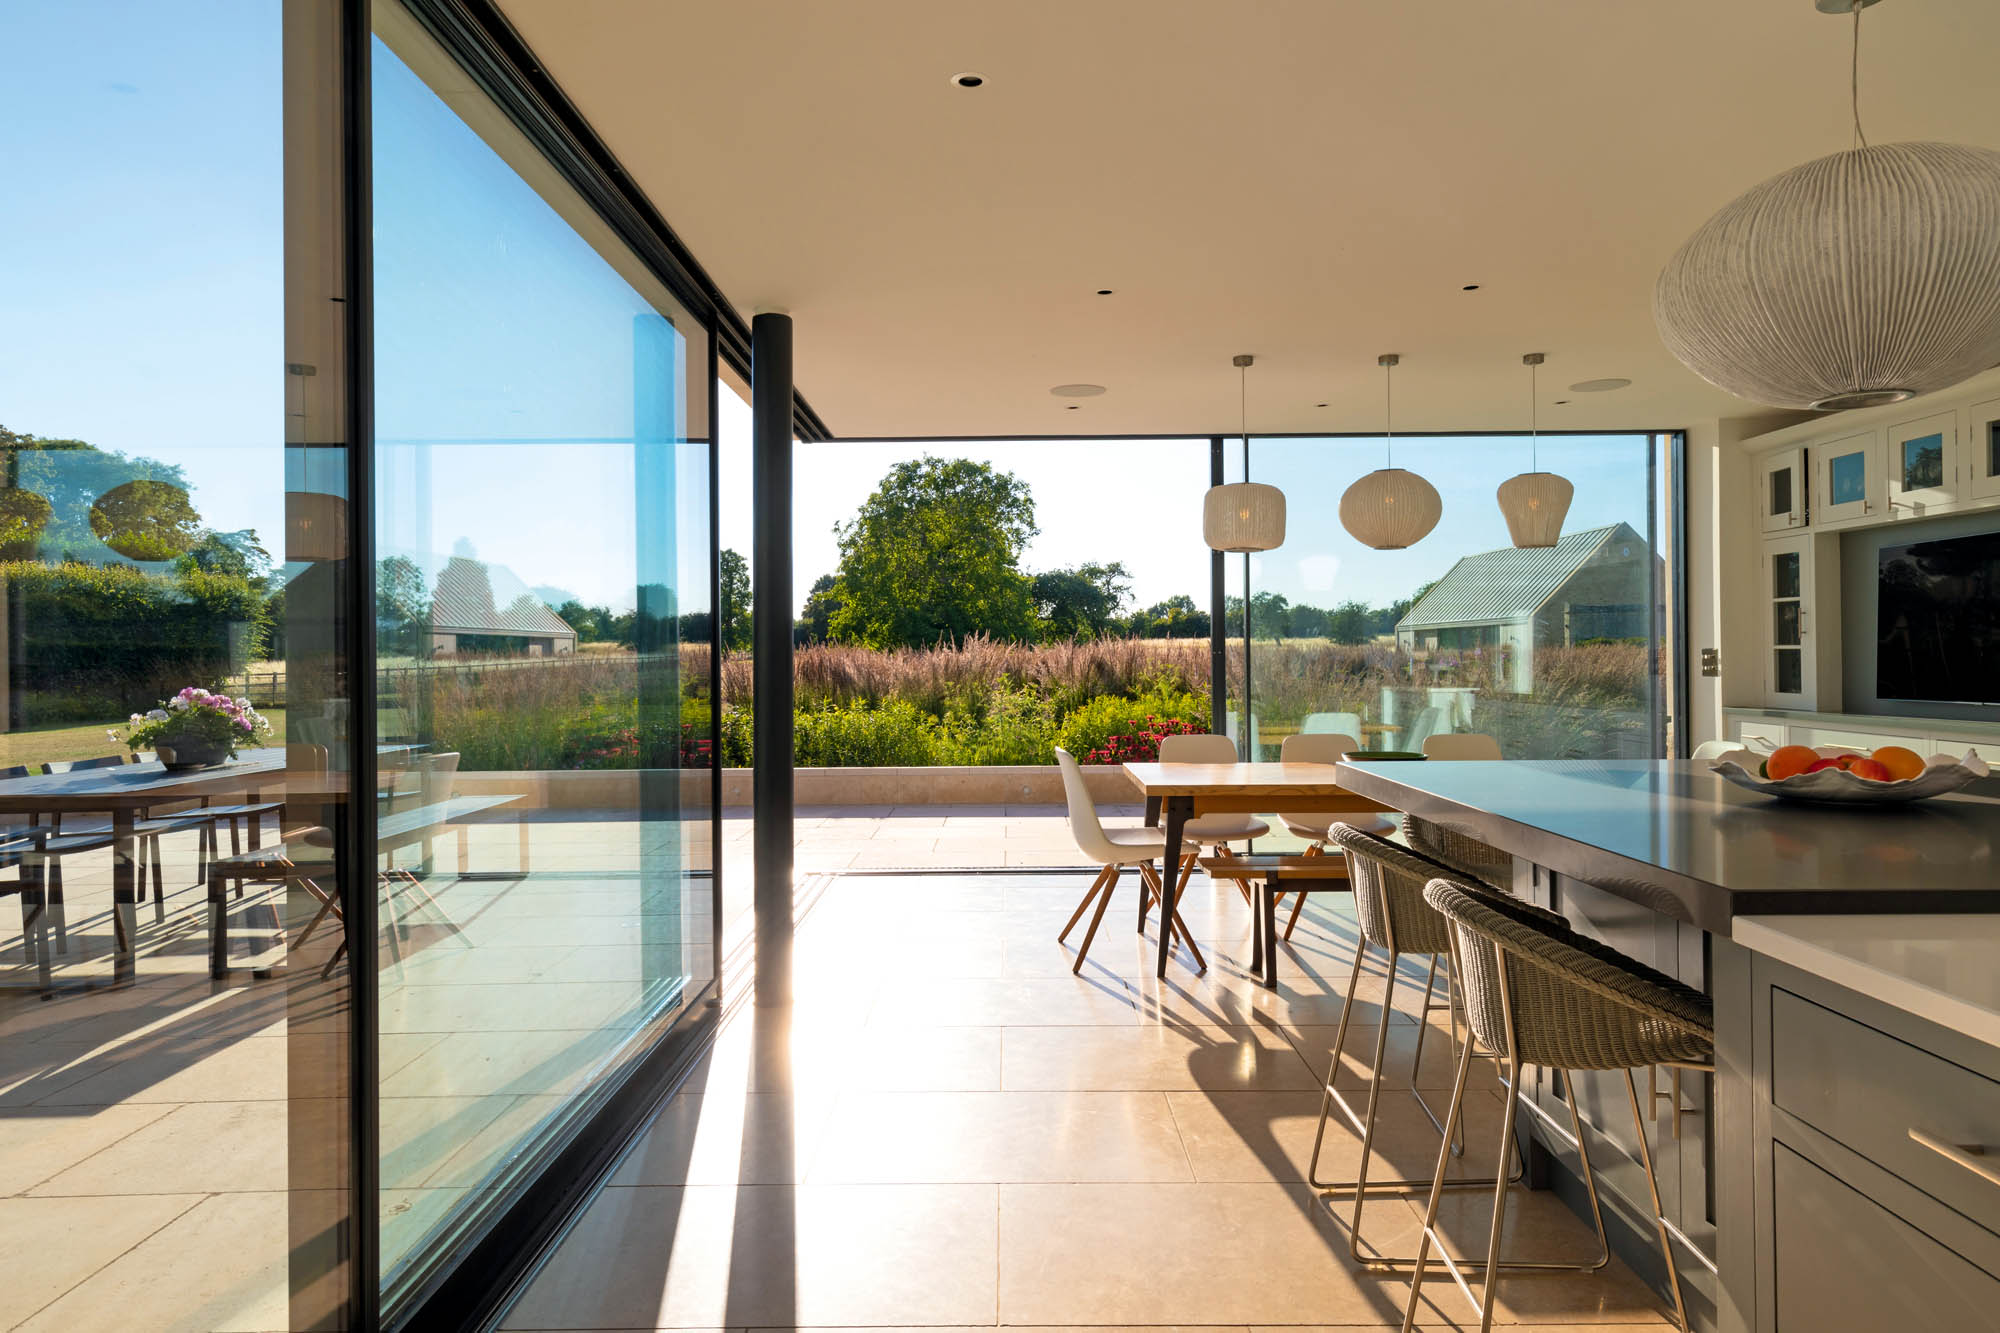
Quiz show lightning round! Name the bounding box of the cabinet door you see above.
[1887,410,1959,512]
[1966,397,2000,502]
[1812,428,1883,527]
[1758,445,1808,534]
[1763,535,1812,707]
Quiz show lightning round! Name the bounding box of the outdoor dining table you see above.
[0,746,392,991]
[1122,761,1398,979]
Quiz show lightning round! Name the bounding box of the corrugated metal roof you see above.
[431,556,576,638]
[1395,522,1642,631]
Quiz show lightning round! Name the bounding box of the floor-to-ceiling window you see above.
[368,1,717,1311]
[1235,432,1674,766]
[0,2,361,1328]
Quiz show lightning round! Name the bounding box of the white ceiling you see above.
[496,0,2000,439]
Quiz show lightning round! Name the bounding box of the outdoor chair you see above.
[1404,876,1714,1333]
[1052,746,1204,975]
[1301,710,1364,738]
[1156,733,1267,905]
[1421,731,1504,761]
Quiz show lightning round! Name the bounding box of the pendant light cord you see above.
[1240,360,1249,479]
[1850,0,1868,151]
[1530,357,1539,472]
[1384,359,1395,468]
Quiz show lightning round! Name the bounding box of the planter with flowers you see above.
[124,687,273,770]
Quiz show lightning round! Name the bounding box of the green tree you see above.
[87,478,203,561]
[1249,589,1290,643]
[1130,594,1210,639]
[1325,600,1372,644]
[376,555,431,657]
[1031,561,1130,640]
[799,573,845,644]
[177,528,272,587]
[3,424,190,558]
[828,456,1037,647]
[719,547,753,650]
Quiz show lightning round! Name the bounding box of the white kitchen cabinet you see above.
[1965,397,2000,503]
[1811,428,1885,528]
[1758,445,1809,534]
[1762,534,1812,707]
[1734,718,1789,751]
[1885,410,1958,513]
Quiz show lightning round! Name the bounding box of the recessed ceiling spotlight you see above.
[1568,377,1632,393]
[950,72,985,88]
[1049,383,1106,397]
[1554,399,1570,405]
[1317,402,1329,408]
[1066,404,1080,410]
[1461,284,1481,291]
[1096,289,1114,295]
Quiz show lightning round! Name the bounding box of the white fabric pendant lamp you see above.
[1339,353,1441,551]
[1203,354,1285,552]
[1496,352,1574,548]
[1655,0,2000,411]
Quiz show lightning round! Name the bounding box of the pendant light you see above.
[1202,353,1286,552]
[1338,353,1441,550]
[1496,352,1574,548]
[1655,0,2000,410]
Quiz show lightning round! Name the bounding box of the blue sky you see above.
[6,3,1659,622]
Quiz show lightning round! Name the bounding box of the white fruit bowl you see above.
[1708,747,1990,805]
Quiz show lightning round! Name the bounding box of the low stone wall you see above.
[450,764,1131,810]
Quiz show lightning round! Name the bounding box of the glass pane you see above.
[1772,551,1801,599]
[1775,648,1803,697]
[1774,601,1801,647]
[1768,464,1792,517]
[1987,421,1999,481]
[371,3,714,1305]
[1902,433,1945,491]
[0,3,356,1328]
[1242,433,1663,768]
[1829,451,1867,507]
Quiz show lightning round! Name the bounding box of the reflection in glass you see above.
[1902,433,1945,491]
[1828,451,1866,507]
[370,5,714,1305]
[1774,601,1800,647]
[1987,421,1999,480]
[1769,464,1792,519]
[1772,551,1801,599]
[1775,647,1803,697]
[1240,433,1664,765]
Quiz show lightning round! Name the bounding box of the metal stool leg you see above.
[1626,1067,1693,1333]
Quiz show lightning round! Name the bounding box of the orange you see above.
[1871,745,1926,782]
[1847,758,1892,782]
[1764,745,1818,780]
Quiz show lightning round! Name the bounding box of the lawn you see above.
[0,708,289,771]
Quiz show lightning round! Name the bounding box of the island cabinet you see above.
[1748,954,2000,1332]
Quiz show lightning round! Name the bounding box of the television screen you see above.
[1877,529,2000,705]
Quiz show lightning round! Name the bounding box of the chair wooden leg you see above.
[1282,887,1310,940]
[1071,866,1119,974]
[1059,865,1113,943]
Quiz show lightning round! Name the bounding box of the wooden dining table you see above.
[0,747,370,990]
[1122,761,1398,978]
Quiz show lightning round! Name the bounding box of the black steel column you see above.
[1208,437,1226,737]
[751,312,794,1006]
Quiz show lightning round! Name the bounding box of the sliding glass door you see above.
[369,1,716,1311]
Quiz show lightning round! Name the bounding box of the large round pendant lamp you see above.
[1496,352,1574,548]
[1339,353,1441,550]
[1203,354,1285,552]
[1654,1,2000,411]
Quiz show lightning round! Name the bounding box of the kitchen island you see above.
[1333,758,2000,1333]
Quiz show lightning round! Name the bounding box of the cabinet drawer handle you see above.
[1908,1127,2000,1188]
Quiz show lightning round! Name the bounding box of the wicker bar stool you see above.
[1404,877,1715,1333]
[1307,826,1538,1265]
[1402,814,1513,890]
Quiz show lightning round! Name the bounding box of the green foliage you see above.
[3,424,190,559]
[0,487,52,559]
[798,573,844,644]
[936,686,1059,766]
[376,555,431,657]
[0,559,269,724]
[795,699,943,767]
[1055,684,1211,761]
[829,456,1038,648]
[1030,562,1130,641]
[176,528,272,585]
[87,478,203,561]
[1123,594,1210,640]
[718,548,752,651]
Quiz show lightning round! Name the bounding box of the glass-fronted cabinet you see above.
[1812,429,1883,527]
[1967,397,2000,503]
[1886,410,1958,512]
[1765,533,1812,707]
[1758,445,1809,534]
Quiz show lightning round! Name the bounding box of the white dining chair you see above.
[1689,739,1747,761]
[1156,733,1270,905]
[1269,731,1397,939]
[1302,710,1364,739]
[1422,732,1504,761]
[1053,747,1204,974]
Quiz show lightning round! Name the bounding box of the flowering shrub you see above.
[1054,685,1209,761]
[121,685,273,759]
[1081,715,1206,765]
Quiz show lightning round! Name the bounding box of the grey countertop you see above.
[1332,759,2000,935]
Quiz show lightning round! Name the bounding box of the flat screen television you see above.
[1877,528,2000,706]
